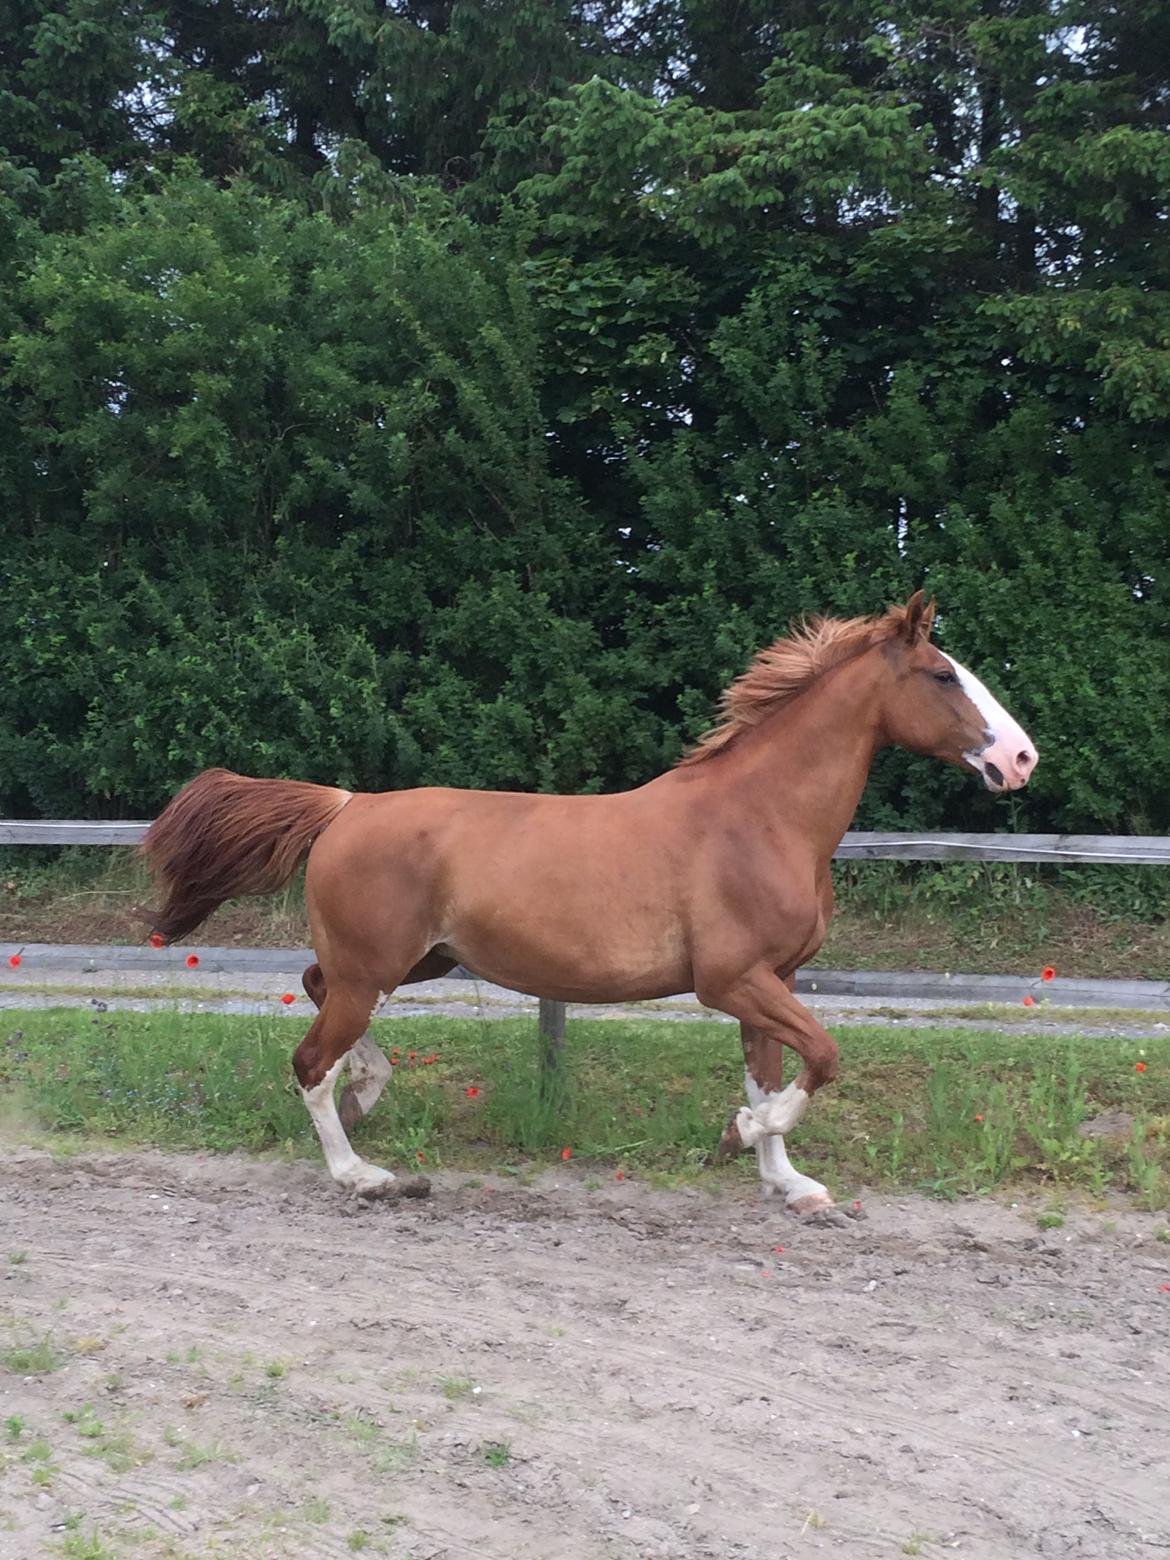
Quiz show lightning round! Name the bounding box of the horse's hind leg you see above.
[339,1035,394,1131]
[302,951,456,1130]
[303,963,392,1130]
[739,1022,832,1215]
[292,980,402,1197]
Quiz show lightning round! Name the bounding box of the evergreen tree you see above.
[1,2,1167,828]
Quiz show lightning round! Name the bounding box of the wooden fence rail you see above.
[3,823,1167,1057]
[3,821,1170,864]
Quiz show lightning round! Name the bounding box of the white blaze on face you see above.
[941,653,1037,791]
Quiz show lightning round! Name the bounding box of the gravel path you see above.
[1,959,1167,1039]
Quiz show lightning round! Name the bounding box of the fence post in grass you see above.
[538,998,566,1088]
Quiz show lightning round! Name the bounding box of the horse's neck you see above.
[715,659,884,859]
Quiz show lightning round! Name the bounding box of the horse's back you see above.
[304,779,699,1000]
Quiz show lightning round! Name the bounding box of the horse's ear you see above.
[902,590,936,643]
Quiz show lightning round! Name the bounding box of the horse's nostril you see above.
[1017,750,1033,770]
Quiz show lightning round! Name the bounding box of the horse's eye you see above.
[933,670,959,686]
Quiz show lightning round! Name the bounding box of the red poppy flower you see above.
[148,933,165,949]
[853,1200,862,1211]
[1041,966,1056,982]
[773,1246,785,1254]
[408,1051,417,1062]
[280,993,295,1005]
[1135,1062,1147,1073]
[416,1151,426,1163]
[1022,995,1035,1007]
[465,1086,479,1098]
[185,954,199,969]
[1161,1284,1170,1293]
[561,1147,572,1162]
[615,1170,625,1182]
[975,1113,984,1122]
[7,954,21,968]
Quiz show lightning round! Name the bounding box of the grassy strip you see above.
[1,1009,1168,1208]
[0,982,281,1003]
[903,1003,1170,1029]
[2,985,1166,1033]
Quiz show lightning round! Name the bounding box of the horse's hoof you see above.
[338,1085,363,1131]
[707,1111,748,1165]
[354,1175,399,1201]
[798,1205,851,1229]
[788,1190,835,1217]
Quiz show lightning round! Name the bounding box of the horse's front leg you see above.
[701,966,838,1215]
[732,1021,833,1214]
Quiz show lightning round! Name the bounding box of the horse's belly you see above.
[443,914,691,1005]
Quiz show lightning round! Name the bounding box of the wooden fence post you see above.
[538,998,566,1085]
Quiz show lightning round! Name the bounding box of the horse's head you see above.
[881,592,1037,793]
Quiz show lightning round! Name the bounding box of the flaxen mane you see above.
[679,603,912,766]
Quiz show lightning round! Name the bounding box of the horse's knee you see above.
[817,1037,839,1084]
[292,1027,328,1090]
[302,962,327,1009]
[795,1035,838,1092]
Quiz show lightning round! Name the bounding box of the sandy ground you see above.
[1,1149,1169,1559]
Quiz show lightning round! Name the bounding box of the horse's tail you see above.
[141,768,352,942]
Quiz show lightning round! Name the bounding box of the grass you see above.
[1,1328,65,1375]
[907,1004,1170,1029]
[817,858,1170,980]
[371,1437,419,1476]
[439,1377,476,1402]
[64,1406,150,1473]
[339,1414,419,1477]
[163,1427,234,1471]
[58,1533,118,1560]
[0,981,283,1004]
[0,1008,1168,1206]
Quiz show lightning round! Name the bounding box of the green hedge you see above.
[1,5,1167,831]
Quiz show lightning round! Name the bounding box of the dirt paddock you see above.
[1,1148,1168,1559]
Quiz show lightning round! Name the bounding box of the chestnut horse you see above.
[143,594,1036,1212]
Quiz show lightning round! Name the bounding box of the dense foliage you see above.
[1,1,1167,828]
